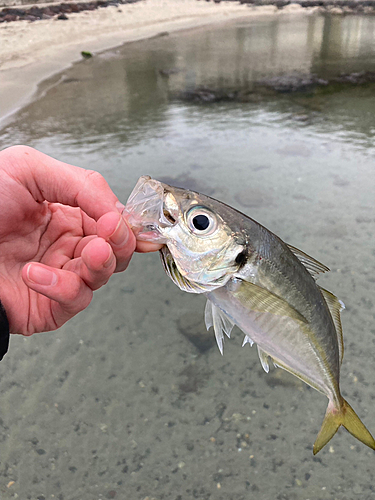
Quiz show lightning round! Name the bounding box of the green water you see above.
[1,12,375,500]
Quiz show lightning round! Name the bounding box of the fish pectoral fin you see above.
[205,300,235,355]
[287,243,330,278]
[313,399,375,454]
[257,346,270,373]
[160,247,205,294]
[319,287,345,365]
[232,280,308,324]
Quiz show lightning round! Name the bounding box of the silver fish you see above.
[124,176,375,454]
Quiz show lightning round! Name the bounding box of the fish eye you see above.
[186,207,218,235]
[192,214,209,231]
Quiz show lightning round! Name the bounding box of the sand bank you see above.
[0,0,311,126]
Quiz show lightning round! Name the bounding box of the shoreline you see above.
[2,0,374,24]
[0,0,314,128]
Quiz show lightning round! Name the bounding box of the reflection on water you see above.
[1,11,375,500]
[2,13,375,151]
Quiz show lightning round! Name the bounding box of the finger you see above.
[74,235,98,259]
[81,210,97,236]
[97,212,136,272]
[136,241,164,253]
[1,146,125,221]
[22,263,93,319]
[65,238,116,290]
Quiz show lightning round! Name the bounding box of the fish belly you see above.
[207,285,338,399]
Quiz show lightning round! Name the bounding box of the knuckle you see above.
[85,170,109,190]
[63,278,84,304]
[5,145,32,155]
[90,276,110,291]
[66,286,92,313]
[1,145,34,163]
[87,265,112,290]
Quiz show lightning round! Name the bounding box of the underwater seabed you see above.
[1,11,375,500]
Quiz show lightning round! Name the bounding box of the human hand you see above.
[0,146,160,336]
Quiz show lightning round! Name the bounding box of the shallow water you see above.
[1,11,375,500]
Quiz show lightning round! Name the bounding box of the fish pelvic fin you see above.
[313,398,375,455]
[204,300,234,355]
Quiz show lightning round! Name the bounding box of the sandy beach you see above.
[0,0,311,126]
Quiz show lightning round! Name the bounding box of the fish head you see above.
[125,176,245,290]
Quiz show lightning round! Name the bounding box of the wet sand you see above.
[0,0,314,127]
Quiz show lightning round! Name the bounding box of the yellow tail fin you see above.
[313,398,375,455]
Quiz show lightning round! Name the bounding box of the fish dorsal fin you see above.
[160,247,205,294]
[287,244,330,278]
[257,346,270,373]
[320,287,345,364]
[205,300,235,355]
[231,279,308,324]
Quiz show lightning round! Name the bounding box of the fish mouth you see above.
[124,176,174,243]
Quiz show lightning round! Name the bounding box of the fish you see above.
[124,175,375,454]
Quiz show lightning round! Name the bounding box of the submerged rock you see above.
[159,68,181,77]
[258,74,329,93]
[178,87,256,103]
[176,71,375,105]
[233,0,375,13]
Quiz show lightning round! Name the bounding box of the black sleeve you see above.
[0,300,10,361]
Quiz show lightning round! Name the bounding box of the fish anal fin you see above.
[287,243,330,278]
[320,287,345,365]
[257,346,270,373]
[313,399,375,454]
[205,300,234,355]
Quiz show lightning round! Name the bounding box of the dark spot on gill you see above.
[235,250,247,268]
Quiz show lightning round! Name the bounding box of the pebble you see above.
[353,484,362,494]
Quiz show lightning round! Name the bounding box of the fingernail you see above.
[27,264,57,286]
[103,245,115,268]
[116,201,126,214]
[109,218,129,247]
